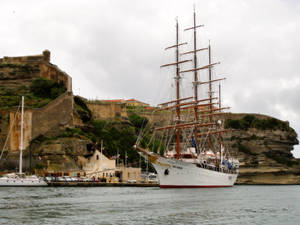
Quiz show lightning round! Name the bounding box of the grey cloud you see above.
[0,0,299,156]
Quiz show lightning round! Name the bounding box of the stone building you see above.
[82,150,141,182]
[83,150,116,178]
[86,100,127,120]
[0,50,72,91]
[125,99,149,107]
[0,50,74,152]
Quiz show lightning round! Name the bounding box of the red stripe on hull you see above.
[160,185,233,188]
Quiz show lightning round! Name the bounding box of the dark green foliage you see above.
[138,132,165,155]
[74,96,92,122]
[0,77,66,108]
[86,120,142,167]
[225,115,291,131]
[30,135,52,145]
[225,119,243,129]
[34,163,46,170]
[59,127,93,139]
[30,77,66,99]
[126,105,146,113]
[238,143,256,155]
[264,151,299,166]
[128,113,148,132]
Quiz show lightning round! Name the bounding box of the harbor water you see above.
[0,185,300,225]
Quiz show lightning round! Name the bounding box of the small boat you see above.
[0,97,47,187]
[135,9,239,188]
[0,173,47,187]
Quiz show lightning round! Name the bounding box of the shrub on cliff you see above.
[30,77,66,99]
[225,115,290,131]
[74,96,92,122]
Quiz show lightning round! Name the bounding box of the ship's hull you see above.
[152,156,238,188]
[0,177,48,187]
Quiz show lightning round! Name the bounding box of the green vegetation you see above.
[34,163,46,170]
[74,96,92,122]
[0,77,66,108]
[128,112,149,131]
[0,63,36,73]
[264,151,300,166]
[29,77,66,99]
[225,115,291,131]
[126,105,147,113]
[237,143,256,155]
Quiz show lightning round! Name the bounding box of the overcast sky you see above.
[1,0,300,157]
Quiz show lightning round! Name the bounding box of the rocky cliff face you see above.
[222,113,300,184]
[1,52,300,183]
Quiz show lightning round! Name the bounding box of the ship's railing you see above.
[195,163,238,174]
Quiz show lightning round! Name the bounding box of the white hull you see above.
[0,176,48,187]
[152,157,238,188]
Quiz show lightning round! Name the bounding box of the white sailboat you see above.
[0,96,47,186]
[135,10,239,188]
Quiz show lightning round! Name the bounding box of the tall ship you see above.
[0,97,47,186]
[135,10,239,188]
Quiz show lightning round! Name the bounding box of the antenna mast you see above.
[19,96,24,174]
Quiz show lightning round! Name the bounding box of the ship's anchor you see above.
[164,169,169,175]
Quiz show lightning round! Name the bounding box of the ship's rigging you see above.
[135,8,239,188]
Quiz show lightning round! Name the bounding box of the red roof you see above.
[126,99,136,102]
[100,99,123,103]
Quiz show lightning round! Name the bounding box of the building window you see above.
[96,155,99,160]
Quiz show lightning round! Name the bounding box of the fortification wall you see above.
[87,102,127,120]
[8,92,74,151]
[0,50,72,92]
[31,92,74,138]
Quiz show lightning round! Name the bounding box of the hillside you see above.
[1,51,300,183]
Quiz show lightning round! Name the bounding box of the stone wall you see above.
[86,102,127,120]
[8,92,74,151]
[9,110,32,152]
[0,50,72,92]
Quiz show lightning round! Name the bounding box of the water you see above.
[0,185,299,225]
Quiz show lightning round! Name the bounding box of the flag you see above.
[112,154,120,159]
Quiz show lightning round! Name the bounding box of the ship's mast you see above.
[192,10,198,119]
[160,18,191,159]
[208,42,214,151]
[183,8,205,149]
[218,83,222,161]
[175,19,181,159]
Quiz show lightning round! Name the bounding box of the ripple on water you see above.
[0,186,300,225]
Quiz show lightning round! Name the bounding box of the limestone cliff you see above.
[222,113,300,184]
[1,52,300,183]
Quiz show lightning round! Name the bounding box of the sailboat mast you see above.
[19,96,24,174]
[175,19,181,159]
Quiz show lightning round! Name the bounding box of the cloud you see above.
[0,0,299,156]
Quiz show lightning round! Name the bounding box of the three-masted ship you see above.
[135,10,239,188]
